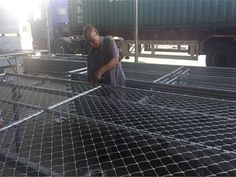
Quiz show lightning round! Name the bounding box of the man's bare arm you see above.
[95,57,119,80]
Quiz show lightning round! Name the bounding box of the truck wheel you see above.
[55,40,71,54]
[206,43,236,67]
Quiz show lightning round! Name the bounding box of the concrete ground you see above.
[123,50,206,67]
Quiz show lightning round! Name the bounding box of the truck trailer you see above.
[32,0,236,67]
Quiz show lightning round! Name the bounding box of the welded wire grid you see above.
[0,74,236,176]
[0,74,96,129]
[85,86,236,150]
[53,85,236,176]
[121,62,180,82]
[69,64,236,93]
[186,66,236,78]
[174,74,236,91]
[134,65,236,92]
[1,73,94,93]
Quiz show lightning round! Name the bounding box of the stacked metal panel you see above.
[69,62,236,93]
[23,54,87,76]
[0,73,236,176]
[154,66,236,92]
[22,54,236,93]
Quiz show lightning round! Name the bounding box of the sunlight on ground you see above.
[124,55,206,67]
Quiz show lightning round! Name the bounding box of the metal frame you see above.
[0,73,101,176]
[0,50,48,75]
[126,79,236,101]
[34,54,87,61]
[23,57,87,76]
[0,86,101,133]
[119,40,199,60]
[68,62,236,94]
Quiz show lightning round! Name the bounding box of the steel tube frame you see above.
[0,86,101,133]
[126,79,236,101]
[6,73,87,84]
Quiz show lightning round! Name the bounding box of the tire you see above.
[55,40,71,54]
[206,43,236,67]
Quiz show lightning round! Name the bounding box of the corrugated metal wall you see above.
[68,0,84,33]
[80,0,236,29]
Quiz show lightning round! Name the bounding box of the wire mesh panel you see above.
[149,66,236,92]
[185,66,236,78]
[89,86,236,119]
[23,58,87,76]
[121,62,180,74]
[173,74,236,92]
[0,74,96,130]
[53,95,236,176]
[1,105,236,177]
[71,94,236,152]
[0,73,236,176]
[69,64,236,93]
[1,73,92,93]
[122,62,180,82]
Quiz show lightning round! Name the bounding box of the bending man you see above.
[83,24,125,87]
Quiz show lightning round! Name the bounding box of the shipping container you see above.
[33,0,236,67]
[72,0,236,31]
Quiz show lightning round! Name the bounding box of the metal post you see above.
[134,0,138,63]
[45,0,51,54]
[14,56,21,85]
[12,87,21,153]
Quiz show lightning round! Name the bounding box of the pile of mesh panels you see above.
[0,73,235,176]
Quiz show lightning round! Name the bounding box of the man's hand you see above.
[91,78,98,84]
[95,68,103,80]
[94,57,119,81]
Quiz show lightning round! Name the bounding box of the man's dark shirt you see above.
[87,36,125,87]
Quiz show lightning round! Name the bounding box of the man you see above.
[83,24,125,87]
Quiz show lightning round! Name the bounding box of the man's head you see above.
[83,24,101,48]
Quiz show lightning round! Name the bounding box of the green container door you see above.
[69,0,236,32]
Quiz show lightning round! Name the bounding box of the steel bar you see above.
[0,73,6,77]
[126,79,236,101]
[68,67,87,74]
[39,54,88,61]
[0,86,100,133]
[153,66,184,83]
[7,72,87,84]
[48,86,101,110]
